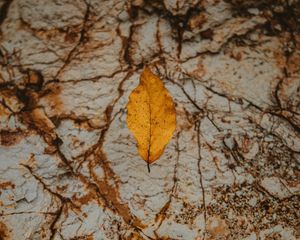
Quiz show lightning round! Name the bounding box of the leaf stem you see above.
[147,160,151,173]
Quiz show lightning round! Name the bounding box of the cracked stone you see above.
[0,0,299,239]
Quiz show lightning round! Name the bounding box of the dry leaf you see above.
[127,67,176,169]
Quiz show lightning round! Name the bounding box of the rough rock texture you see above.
[0,0,300,239]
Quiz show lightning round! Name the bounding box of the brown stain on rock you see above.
[68,73,146,232]
[1,89,24,113]
[175,107,194,131]
[125,232,145,240]
[89,150,145,229]
[287,52,300,75]
[33,27,80,44]
[155,200,171,223]
[0,130,25,146]
[200,28,214,40]
[64,30,79,43]
[0,181,15,190]
[19,154,37,170]
[188,14,207,31]
[72,191,98,206]
[191,60,206,79]
[278,77,300,106]
[239,135,251,153]
[25,70,44,92]
[206,216,230,240]
[40,84,64,115]
[31,108,55,133]
[11,82,65,145]
[0,222,10,240]
[0,104,10,117]
[20,107,57,145]
[231,51,242,61]
[17,89,40,109]
[273,50,286,71]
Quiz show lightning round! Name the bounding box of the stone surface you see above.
[0,0,299,239]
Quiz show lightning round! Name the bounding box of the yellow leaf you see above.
[126,67,176,168]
